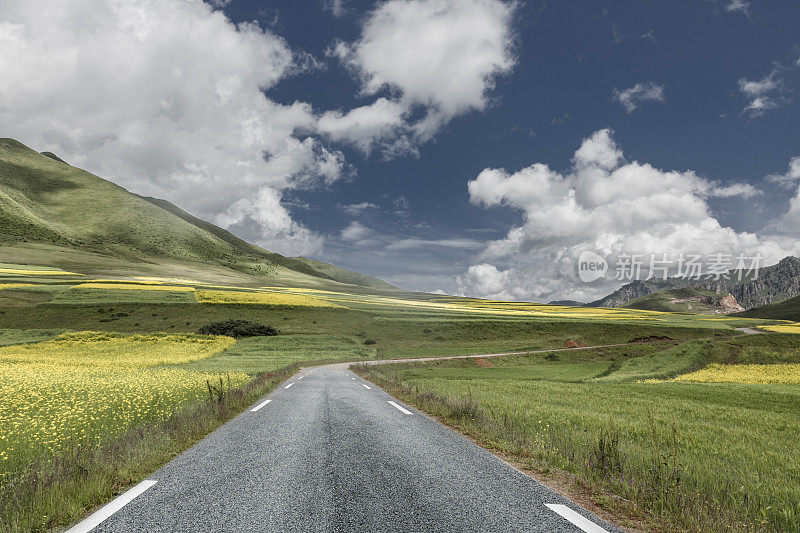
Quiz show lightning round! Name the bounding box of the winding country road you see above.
[68,364,620,533]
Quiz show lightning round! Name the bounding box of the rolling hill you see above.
[0,138,394,289]
[735,293,800,320]
[619,287,744,314]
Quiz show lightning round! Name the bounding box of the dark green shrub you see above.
[197,319,277,338]
[364,339,377,345]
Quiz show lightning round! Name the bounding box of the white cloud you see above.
[323,0,347,17]
[332,0,516,143]
[738,68,786,117]
[612,82,665,113]
[743,96,782,117]
[462,129,792,301]
[340,221,372,242]
[725,0,750,15]
[738,73,778,96]
[767,156,800,183]
[339,202,379,215]
[710,182,762,198]
[317,98,408,155]
[385,238,483,251]
[0,0,347,256]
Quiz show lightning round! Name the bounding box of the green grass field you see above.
[355,335,800,532]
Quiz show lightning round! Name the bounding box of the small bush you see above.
[197,319,278,338]
[364,339,377,345]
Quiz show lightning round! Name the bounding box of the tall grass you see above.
[355,363,798,532]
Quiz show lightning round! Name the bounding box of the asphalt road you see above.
[70,366,621,533]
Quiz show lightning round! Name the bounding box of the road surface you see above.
[69,365,621,533]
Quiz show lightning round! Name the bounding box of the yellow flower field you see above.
[195,289,341,307]
[260,286,667,320]
[758,323,800,334]
[673,363,800,384]
[0,332,235,367]
[0,267,82,276]
[0,332,245,467]
[0,283,34,290]
[70,282,196,292]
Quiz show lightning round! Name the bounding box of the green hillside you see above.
[620,287,744,314]
[736,293,800,320]
[0,138,393,289]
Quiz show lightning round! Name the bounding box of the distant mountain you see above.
[548,300,585,306]
[588,256,800,310]
[620,287,744,314]
[0,138,395,290]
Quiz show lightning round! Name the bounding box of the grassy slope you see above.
[621,287,728,314]
[0,138,391,289]
[356,335,800,532]
[179,334,376,373]
[736,293,800,320]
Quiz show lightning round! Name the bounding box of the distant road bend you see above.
[68,364,622,532]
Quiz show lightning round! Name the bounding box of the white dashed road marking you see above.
[250,399,272,412]
[388,401,412,415]
[361,384,372,390]
[66,480,157,533]
[545,504,609,533]
[284,383,294,389]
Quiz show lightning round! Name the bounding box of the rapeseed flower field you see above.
[758,323,800,334]
[0,332,245,472]
[70,282,196,292]
[674,362,800,384]
[195,289,341,307]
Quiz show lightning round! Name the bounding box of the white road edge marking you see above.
[284,382,294,389]
[545,504,609,533]
[298,375,305,380]
[388,401,412,415]
[65,479,157,533]
[361,384,372,389]
[250,399,272,412]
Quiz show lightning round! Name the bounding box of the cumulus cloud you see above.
[0,0,349,256]
[461,129,792,301]
[317,98,409,155]
[331,0,516,146]
[612,82,665,113]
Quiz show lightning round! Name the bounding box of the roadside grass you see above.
[179,334,376,374]
[355,340,800,532]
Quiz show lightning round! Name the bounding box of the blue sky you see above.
[3,0,800,300]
